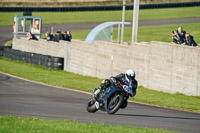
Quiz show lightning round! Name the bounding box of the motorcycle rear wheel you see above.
[107,93,123,114]
[87,99,98,113]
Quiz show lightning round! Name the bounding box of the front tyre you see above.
[121,98,128,109]
[107,93,123,114]
[87,99,98,113]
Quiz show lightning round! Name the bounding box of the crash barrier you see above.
[2,47,64,70]
[12,38,68,70]
[0,2,200,12]
[12,38,200,96]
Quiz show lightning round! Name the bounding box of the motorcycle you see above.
[86,82,134,114]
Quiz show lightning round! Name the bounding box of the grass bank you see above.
[0,7,200,26]
[0,57,200,113]
[4,40,12,47]
[0,116,180,133]
[72,23,200,44]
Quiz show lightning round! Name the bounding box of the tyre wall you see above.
[12,38,67,70]
[2,46,64,70]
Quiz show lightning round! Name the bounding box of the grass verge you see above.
[0,57,101,92]
[0,116,180,133]
[0,7,200,26]
[72,23,200,44]
[0,57,200,113]
[4,40,12,47]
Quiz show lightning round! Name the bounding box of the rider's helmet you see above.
[125,69,136,81]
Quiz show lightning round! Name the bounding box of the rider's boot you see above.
[94,89,101,98]
[94,80,108,101]
[93,85,104,102]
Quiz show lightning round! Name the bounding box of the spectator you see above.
[45,32,54,41]
[172,30,182,44]
[13,22,15,32]
[63,31,67,41]
[27,32,32,40]
[27,32,38,41]
[185,33,198,47]
[54,30,63,42]
[177,26,186,44]
[66,31,72,42]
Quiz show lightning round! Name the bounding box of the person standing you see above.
[185,33,198,47]
[172,30,182,44]
[27,32,38,41]
[177,26,186,44]
[13,22,15,32]
[54,30,63,42]
[45,32,54,41]
[66,31,72,42]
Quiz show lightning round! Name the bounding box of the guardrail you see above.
[0,2,199,12]
[1,46,64,70]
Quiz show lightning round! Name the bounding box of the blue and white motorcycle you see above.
[87,83,134,114]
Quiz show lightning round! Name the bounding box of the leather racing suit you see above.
[98,73,138,97]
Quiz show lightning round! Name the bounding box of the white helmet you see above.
[125,69,136,81]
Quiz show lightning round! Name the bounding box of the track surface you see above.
[1,17,200,46]
[1,17,200,132]
[0,72,200,133]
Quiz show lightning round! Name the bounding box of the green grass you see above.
[0,57,101,92]
[0,116,180,133]
[0,57,200,113]
[123,23,200,44]
[71,22,200,44]
[134,87,200,112]
[0,7,200,26]
[4,40,12,47]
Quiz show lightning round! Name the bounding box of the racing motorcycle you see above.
[86,82,134,114]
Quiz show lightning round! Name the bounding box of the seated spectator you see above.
[54,30,63,42]
[64,31,72,42]
[172,30,182,44]
[185,33,198,47]
[45,32,54,41]
[177,26,186,44]
[27,32,38,41]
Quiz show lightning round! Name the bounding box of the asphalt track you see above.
[1,17,200,132]
[0,72,200,133]
[0,17,200,46]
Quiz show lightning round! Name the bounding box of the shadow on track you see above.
[0,75,11,81]
[116,113,200,121]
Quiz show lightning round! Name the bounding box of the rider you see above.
[94,69,138,99]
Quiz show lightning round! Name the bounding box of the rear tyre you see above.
[87,99,98,113]
[107,93,123,114]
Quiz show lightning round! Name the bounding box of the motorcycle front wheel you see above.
[87,99,98,113]
[107,93,123,114]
